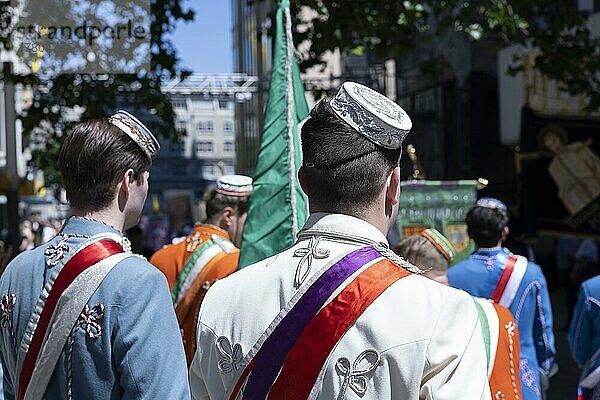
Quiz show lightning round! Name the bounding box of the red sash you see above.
[230,258,410,399]
[490,256,518,304]
[18,239,123,400]
[268,259,409,399]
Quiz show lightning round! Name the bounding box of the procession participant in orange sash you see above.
[150,175,252,364]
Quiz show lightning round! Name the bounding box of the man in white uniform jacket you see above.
[189,82,491,400]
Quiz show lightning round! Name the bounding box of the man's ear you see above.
[222,206,235,228]
[119,169,135,196]
[502,226,510,241]
[117,169,135,211]
[298,166,308,196]
[386,166,401,206]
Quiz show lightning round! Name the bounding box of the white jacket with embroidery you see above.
[190,213,491,400]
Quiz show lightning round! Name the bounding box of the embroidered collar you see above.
[72,216,121,233]
[60,216,123,237]
[297,213,423,274]
[186,224,233,252]
[475,246,504,254]
[298,213,388,246]
[472,247,510,271]
[193,223,231,240]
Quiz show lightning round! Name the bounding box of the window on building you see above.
[224,165,235,175]
[223,121,234,132]
[173,100,186,109]
[202,165,215,179]
[196,141,213,156]
[196,121,214,133]
[224,142,234,153]
[219,100,234,110]
[176,121,187,132]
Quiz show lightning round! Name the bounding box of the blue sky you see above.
[170,0,232,73]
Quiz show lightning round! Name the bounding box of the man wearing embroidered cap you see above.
[0,112,190,399]
[150,174,252,364]
[190,82,491,399]
[448,198,556,400]
[396,229,524,399]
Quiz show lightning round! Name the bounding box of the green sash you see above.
[473,298,491,368]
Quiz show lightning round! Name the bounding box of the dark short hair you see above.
[300,99,401,215]
[204,188,249,221]
[57,118,150,213]
[466,206,509,248]
[394,235,449,272]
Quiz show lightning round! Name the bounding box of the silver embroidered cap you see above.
[329,82,412,149]
[108,110,161,161]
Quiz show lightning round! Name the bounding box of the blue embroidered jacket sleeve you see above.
[0,346,13,400]
[112,259,191,400]
[531,268,556,374]
[568,286,593,367]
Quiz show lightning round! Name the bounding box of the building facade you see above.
[231,0,272,175]
[154,74,257,199]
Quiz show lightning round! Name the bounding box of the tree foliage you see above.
[253,0,600,109]
[0,0,194,184]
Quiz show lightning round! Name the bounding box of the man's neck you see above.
[478,241,503,251]
[309,207,391,237]
[72,209,125,232]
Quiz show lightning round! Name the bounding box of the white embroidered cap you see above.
[216,175,253,197]
[108,110,160,161]
[476,197,508,215]
[329,82,412,150]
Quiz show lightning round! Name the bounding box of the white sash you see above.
[174,244,223,306]
[498,255,528,308]
[20,234,133,400]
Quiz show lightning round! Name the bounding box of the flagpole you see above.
[284,1,299,237]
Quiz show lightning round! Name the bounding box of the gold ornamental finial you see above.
[406,144,427,180]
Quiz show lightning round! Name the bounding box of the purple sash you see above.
[230,246,381,400]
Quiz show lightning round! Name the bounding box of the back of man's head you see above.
[58,118,150,214]
[205,189,249,223]
[466,206,509,248]
[300,99,401,215]
[395,234,449,273]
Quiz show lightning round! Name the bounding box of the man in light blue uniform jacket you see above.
[448,198,556,400]
[0,113,190,399]
[569,275,600,399]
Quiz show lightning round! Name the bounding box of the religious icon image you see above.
[444,223,470,253]
[538,124,600,215]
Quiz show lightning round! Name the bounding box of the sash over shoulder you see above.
[17,233,133,400]
[226,245,412,400]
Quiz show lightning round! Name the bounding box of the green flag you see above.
[238,0,309,268]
